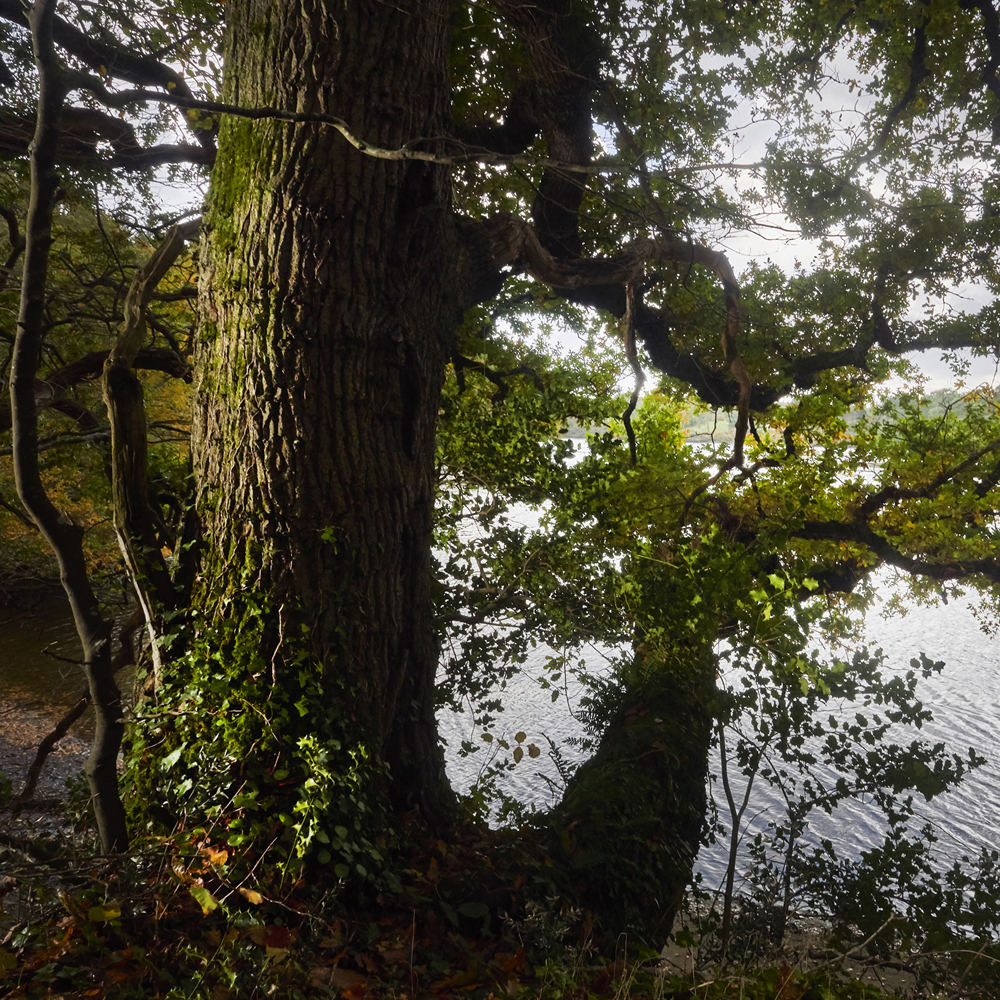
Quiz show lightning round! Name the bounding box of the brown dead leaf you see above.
[264,925,291,949]
[329,967,369,994]
[201,847,229,866]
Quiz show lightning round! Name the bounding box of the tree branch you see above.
[102,219,200,684]
[10,0,127,853]
[0,348,192,434]
[794,520,1000,584]
[484,213,752,463]
[0,107,215,169]
[0,0,215,149]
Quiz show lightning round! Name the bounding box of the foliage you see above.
[2,0,1000,984]
[0,817,931,1000]
[125,595,391,891]
[0,175,195,582]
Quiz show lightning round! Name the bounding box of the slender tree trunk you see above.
[10,0,127,853]
[189,0,461,822]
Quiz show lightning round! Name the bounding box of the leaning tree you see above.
[3,0,1000,942]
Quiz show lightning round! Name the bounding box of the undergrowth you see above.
[1,806,992,1000]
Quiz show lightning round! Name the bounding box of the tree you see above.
[2,0,999,945]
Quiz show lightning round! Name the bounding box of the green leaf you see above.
[189,885,219,915]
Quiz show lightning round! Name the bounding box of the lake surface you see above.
[2,583,996,893]
[439,592,1000,889]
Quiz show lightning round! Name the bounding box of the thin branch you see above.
[622,281,644,466]
[102,219,200,685]
[10,689,90,812]
[10,0,127,853]
[60,78,781,182]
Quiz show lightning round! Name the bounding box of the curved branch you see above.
[622,282,644,466]
[795,520,1000,584]
[0,107,214,169]
[0,348,193,434]
[484,214,752,463]
[0,0,215,149]
[857,436,1000,517]
[10,0,127,854]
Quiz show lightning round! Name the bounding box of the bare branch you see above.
[622,282,644,466]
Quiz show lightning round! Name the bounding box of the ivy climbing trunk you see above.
[189,0,462,825]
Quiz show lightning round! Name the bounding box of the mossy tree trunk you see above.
[189,0,462,823]
[170,0,709,941]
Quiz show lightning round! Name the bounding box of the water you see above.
[3,584,996,891]
[438,594,1000,889]
[0,591,135,744]
[0,593,94,726]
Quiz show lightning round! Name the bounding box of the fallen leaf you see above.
[264,925,291,949]
[189,885,219,915]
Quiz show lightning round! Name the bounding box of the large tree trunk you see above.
[188,0,461,824]
[163,0,707,944]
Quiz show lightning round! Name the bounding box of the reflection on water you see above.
[3,584,996,889]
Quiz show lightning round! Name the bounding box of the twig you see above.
[9,689,91,812]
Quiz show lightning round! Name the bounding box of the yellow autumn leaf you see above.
[190,885,219,915]
[239,887,265,905]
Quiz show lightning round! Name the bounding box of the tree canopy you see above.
[1,0,1000,980]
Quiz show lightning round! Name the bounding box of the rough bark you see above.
[191,0,463,821]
